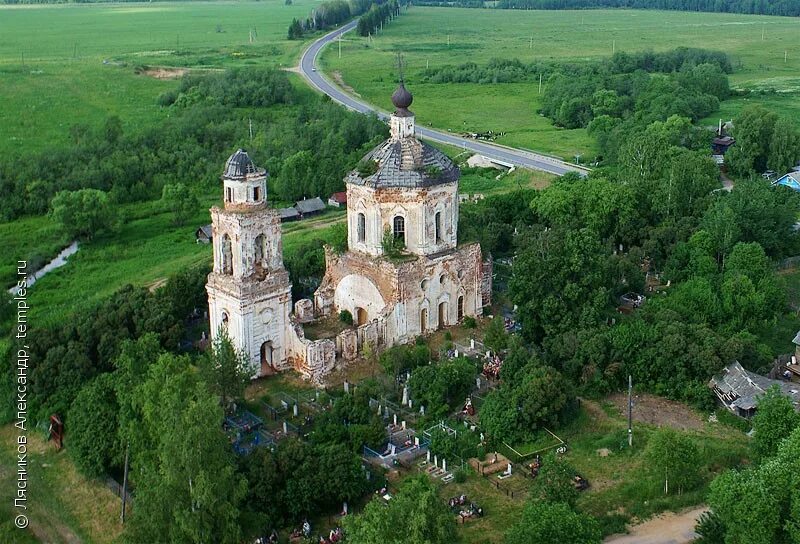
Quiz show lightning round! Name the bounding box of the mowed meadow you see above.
[0,0,318,155]
[321,7,800,160]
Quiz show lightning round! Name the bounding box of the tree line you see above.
[0,68,386,222]
[408,0,800,17]
[288,0,403,40]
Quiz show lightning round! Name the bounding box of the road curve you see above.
[298,20,589,177]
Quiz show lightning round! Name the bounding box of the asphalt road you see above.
[298,20,589,177]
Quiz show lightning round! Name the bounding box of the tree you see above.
[344,475,457,544]
[751,386,800,460]
[726,105,778,177]
[125,354,246,544]
[768,117,800,175]
[49,188,115,239]
[287,18,303,39]
[529,454,580,507]
[483,315,508,352]
[67,373,121,478]
[480,362,573,444]
[505,501,601,544]
[408,357,476,418]
[200,329,256,413]
[162,183,199,226]
[510,227,612,341]
[645,428,700,495]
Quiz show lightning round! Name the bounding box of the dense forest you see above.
[0,68,386,221]
[410,0,800,16]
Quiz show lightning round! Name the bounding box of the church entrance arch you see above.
[260,341,274,375]
[438,302,447,330]
[355,307,368,326]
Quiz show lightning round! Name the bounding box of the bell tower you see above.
[206,149,293,377]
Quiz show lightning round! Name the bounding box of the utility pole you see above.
[249,118,253,141]
[627,375,633,448]
[762,24,765,41]
[538,73,542,94]
[612,39,616,54]
[120,442,130,523]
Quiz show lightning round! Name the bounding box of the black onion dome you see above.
[391,83,413,111]
[223,149,259,179]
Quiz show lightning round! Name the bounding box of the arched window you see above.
[393,216,405,244]
[254,234,265,266]
[225,187,233,203]
[420,308,428,332]
[253,186,261,202]
[435,211,442,243]
[438,302,447,330]
[221,311,229,327]
[439,274,446,285]
[457,296,464,321]
[221,234,233,275]
[357,213,366,243]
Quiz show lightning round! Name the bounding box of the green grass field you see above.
[0,0,319,155]
[321,7,800,160]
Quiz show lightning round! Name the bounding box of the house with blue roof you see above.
[773,172,800,191]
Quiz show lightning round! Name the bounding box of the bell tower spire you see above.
[390,55,415,140]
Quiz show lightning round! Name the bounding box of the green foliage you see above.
[379,343,431,376]
[504,500,601,544]
[751,386,800,460]
[344,474,457,544]
[199,329,256,412]
[10,266,204,423]
[67,373,121,478]
[483,315,508,352]
[408,356,476,418]
[287,18,303,39]
[357,0,401,36]
[339,309,354,326]
[381,226,406,257]
[644,428,701,495]
[529,454,580,507]
[695,510,726,544]
[242,438,370,528]
[726,105,778,176]
[480,360,573,444]
[0,69,386,222]
[462,316,477,328]
[161,183,198,226]
[124,353,246,544]
[707,426,800,544]
[50,188,116,240]
[715,408,752,434]
[510,226,612,341]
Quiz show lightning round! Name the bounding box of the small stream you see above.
[8,241,79,293]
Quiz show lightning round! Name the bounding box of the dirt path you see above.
[609,393,708,432]
[605,507,707,544]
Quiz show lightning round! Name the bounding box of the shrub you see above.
[462,316,477,328]
[339,309,354,326]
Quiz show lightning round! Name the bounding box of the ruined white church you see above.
[206,84,492,383]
